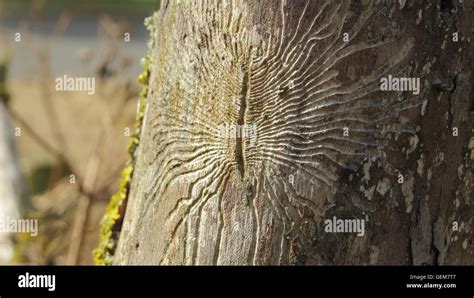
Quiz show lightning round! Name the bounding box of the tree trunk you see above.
[114,0,473,265]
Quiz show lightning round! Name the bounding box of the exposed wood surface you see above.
[115,0,473,265]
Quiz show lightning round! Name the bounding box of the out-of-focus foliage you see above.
[1,0,160,17]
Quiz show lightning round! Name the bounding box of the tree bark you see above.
[115,0,473,265]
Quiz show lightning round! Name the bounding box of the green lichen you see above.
[93,165,133,265]
[93,13,157,265]
[93,76,148,265]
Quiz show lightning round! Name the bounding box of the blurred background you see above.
[0,0,160,265]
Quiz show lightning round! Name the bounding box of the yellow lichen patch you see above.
[93,13,155,263]
[93,73,148,265]
[93,165,133,265]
